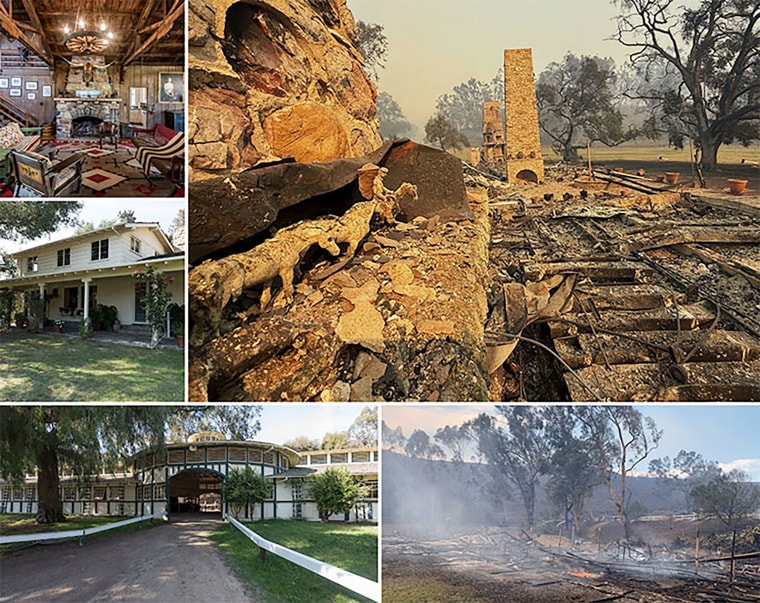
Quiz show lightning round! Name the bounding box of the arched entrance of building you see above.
[169,469,224,516]
[515,169,538,183]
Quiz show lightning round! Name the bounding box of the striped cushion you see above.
[135,132,184,177]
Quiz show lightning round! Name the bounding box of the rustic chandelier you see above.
[62,15,114,54]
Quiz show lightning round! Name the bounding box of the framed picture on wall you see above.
[158,72,183,103]
[42,85,52,97]
[0,78,8,88]
[9,89,21,97]
[25,81,38,91]
[27,92,36,101]
[11,77,22,87]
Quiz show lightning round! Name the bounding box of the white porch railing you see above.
[0,512,164,545]
[227,515,380,602]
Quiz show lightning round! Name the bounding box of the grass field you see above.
[0,513,162,551]
[211,519,378,603]
[0,513,127,535]
[0,332,184,401]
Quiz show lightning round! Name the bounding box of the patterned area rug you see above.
[48,138,182,198]
[81,168,126,192]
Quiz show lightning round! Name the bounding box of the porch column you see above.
[82,278,92,320]
[38,283,47,329]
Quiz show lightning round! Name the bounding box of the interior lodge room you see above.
[0,0,185,198]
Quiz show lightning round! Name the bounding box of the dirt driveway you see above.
[0,515,254,602]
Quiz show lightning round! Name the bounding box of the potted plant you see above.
[54,319,65,333]
[728,178,748,195]
[175,322,185,349]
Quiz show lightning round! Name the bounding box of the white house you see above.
[0,221,184,328]
[0,432,379,523]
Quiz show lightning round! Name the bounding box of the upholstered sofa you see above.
[0,122,41,185]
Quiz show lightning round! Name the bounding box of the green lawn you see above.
[0,513,161,550]
[0,333,184,401]
[211,519,378,603]
[0,513,127,535]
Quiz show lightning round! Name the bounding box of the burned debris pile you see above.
[189,141,489,401]
[483,178,760,401]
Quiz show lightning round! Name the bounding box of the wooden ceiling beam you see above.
[0,5,52,65]
[122,0,183,66]
[18,0,53,60]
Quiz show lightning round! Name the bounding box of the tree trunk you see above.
[36,432,65,524]
[563,145,579,163]
[699,134,721,171]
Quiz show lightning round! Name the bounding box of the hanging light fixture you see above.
[62,10,113,54]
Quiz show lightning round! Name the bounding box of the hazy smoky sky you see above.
[382,405,760,480]
[348,0,633,130]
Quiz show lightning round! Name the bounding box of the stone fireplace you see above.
[55,99,121,140]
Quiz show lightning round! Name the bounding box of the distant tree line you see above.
[358,0,759,169]
[384,406,760,541]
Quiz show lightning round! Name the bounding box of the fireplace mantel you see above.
[55,98,121,140]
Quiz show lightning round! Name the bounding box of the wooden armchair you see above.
[99,121,118,150]
[11,149,86,197]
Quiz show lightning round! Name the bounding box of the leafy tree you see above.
[381,421,406,452]
[424,114,470,151]
[648,449,721,512]
[0,406,170,524]
[537,53,644,161]
[310,467,364,521]
[166,406,262,442]
[377,91,414,140]
[690,469,760,528]
[614,0,760,170]
[222,466,271,520]
[74,218,118,235]
[544,407,602,533]
[322,431,350,450]
[282,435,321,451]
[471,407,553,530]
[435,75,501,132]
[347,406,378,447]
[117,210,136,223]
[355,21,388,81]
[0,201,81,241]
[573,406,661,541]
[404,429,444,459]
[433,424,472,462]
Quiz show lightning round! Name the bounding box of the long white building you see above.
[0,432,378,523]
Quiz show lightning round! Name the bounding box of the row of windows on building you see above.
[0,480,378,503]
[26,237,143,272]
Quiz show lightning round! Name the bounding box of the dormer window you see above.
[91,239,109,261]
[130,236,141,254]
[57,248,71,267]
[27,256,38,272]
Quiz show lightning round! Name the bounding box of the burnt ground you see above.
[383,523,760,603]
[189,158,759,402]
[481,160,760,401]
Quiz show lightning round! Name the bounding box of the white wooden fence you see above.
[227,515,380,602]
[0,512,164,545]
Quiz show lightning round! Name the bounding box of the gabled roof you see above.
[10,222,174,258]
